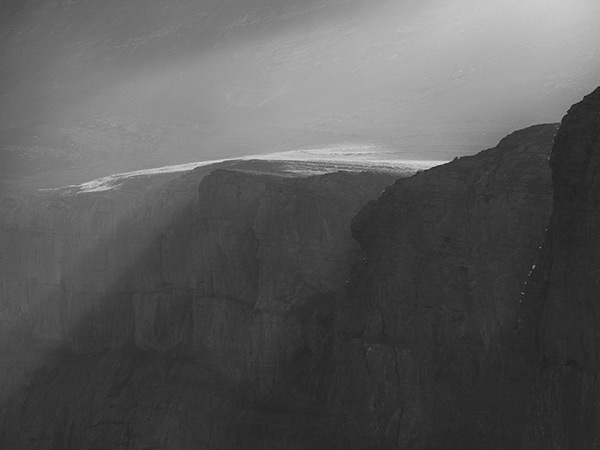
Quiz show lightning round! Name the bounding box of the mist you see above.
[1,0,599,182]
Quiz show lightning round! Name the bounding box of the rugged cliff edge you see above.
[0,121,561,449]
[333,124,557,448]
[522,87,600,449]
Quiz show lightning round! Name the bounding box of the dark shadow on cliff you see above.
[326,124,559,449]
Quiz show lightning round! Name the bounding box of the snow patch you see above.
[53,143,448,194]
[64,159,229,193]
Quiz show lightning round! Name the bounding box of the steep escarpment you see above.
[0,166,396,449]
[0,120,563,448]
[522,88,600,448]
[332,124,557,448]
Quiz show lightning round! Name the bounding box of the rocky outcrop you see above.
[522,87,600,448]
[0,165,397,449]
[331,124,558,448]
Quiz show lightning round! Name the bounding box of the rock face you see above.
[522,87,600,448]
[0,121,561,449]
[331,124,557,448]
[0,165,397,449]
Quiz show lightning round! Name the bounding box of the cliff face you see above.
[0,166,396,449]
[332,124,557,448]
[0,122,561,449]
[522,88,600,448]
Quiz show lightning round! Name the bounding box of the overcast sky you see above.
[1,0,599,175]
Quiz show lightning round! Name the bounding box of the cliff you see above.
[332,124,557,448]
[0,121,562,448]
[522,87,600,448]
